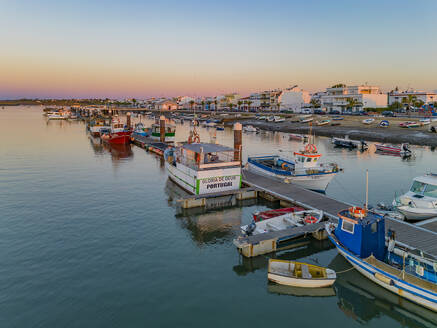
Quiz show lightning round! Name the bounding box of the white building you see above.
[278,86,311,112]
[157,100,178,111]
[388,90,437,106]
[320,85,387,113]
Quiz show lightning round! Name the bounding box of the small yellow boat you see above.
[268,259,336,288]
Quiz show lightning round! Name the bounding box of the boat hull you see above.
[101,132,131,145]
[396,206,437,221]
[331,236,437,312]
[268,273,335,288]
[247,162,336,192]
[166,162,241,195]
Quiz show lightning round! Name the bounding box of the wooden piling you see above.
[233,122,242,163]
[126,112,131,130]
[160,116,165,142]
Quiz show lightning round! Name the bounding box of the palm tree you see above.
[247,100,253,112]
[201,100,205,111]
[206,100,211,111]
[213,100,218,112]
[229,103,234,112]
[346,98,363,112]
[277,102,282,112]
[310,99,320,108]
[189,100,195,112]
[237,100,243,112]
[403,95,417,116]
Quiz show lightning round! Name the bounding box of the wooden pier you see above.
[241,169,437,258]
[131,134,170,157]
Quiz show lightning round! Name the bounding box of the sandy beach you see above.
[239,115,437,146]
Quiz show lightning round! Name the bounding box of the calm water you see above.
[1,106,437,328]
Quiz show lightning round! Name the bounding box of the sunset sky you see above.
[1,0,437,99]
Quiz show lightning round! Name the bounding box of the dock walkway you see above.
[242,169,437,258]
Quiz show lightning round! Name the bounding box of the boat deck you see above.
[239,222,325,245]
[242,169,437,258]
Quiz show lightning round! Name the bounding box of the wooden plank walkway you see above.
[242,169,437,257]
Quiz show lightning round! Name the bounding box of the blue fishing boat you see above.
[327,207,437,311]
[132,122,149,137]
[379,120,390,128]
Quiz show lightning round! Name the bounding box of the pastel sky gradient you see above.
[1,0,436,98]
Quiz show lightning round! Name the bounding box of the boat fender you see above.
[304,216,318,224]
[349,207,367,219]
[245,222,256,236]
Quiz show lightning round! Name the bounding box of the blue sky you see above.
[1,0,436,98]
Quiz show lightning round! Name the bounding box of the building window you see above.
[341,220,354,234]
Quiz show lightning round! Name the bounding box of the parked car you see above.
[313,109,326,115]
[382,111,395,117]
[329,109,341,115]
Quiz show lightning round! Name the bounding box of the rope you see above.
[335,266,355,274]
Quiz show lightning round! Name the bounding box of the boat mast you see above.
[365,169,369,210]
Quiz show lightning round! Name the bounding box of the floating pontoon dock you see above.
[240,169,437,258]
[131,134,170,157]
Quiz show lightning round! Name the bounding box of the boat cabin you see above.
[408,174,437,199]
[335,208,386,261]
[293,144,321,168]
[171,143,240,170]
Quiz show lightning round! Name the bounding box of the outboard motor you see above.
[245,221,256,236]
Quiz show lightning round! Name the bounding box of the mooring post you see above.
[160,115,166,142]
[126,112,131,130]
[234,122,242,163]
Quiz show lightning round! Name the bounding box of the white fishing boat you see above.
[268,260,336,288]
[317,120,330,126]
[300,115,313,123]
[243,125,257,132]
[393,174,437,221]
[47,112,67,120]
[420,118,431,126]
[164,128,241,195]
[273,116,285,123]
[241,209,323,236]
[362,118,375,125]
[257,116,267,120]
[247,143,339,192]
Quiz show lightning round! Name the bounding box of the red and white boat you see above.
[252,207,305,222]
[375,143,412,157]
[289,134,308,142]
[100,120,132,145]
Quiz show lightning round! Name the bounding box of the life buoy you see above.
[349,206,367,218]
[305,216,318,224]
[281,162,288,170]
[305,143,317,153]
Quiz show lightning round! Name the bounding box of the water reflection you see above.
[88,136,104,154]
[102,143,133,161]
[267,283,336,297]
[233,239,334,276]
